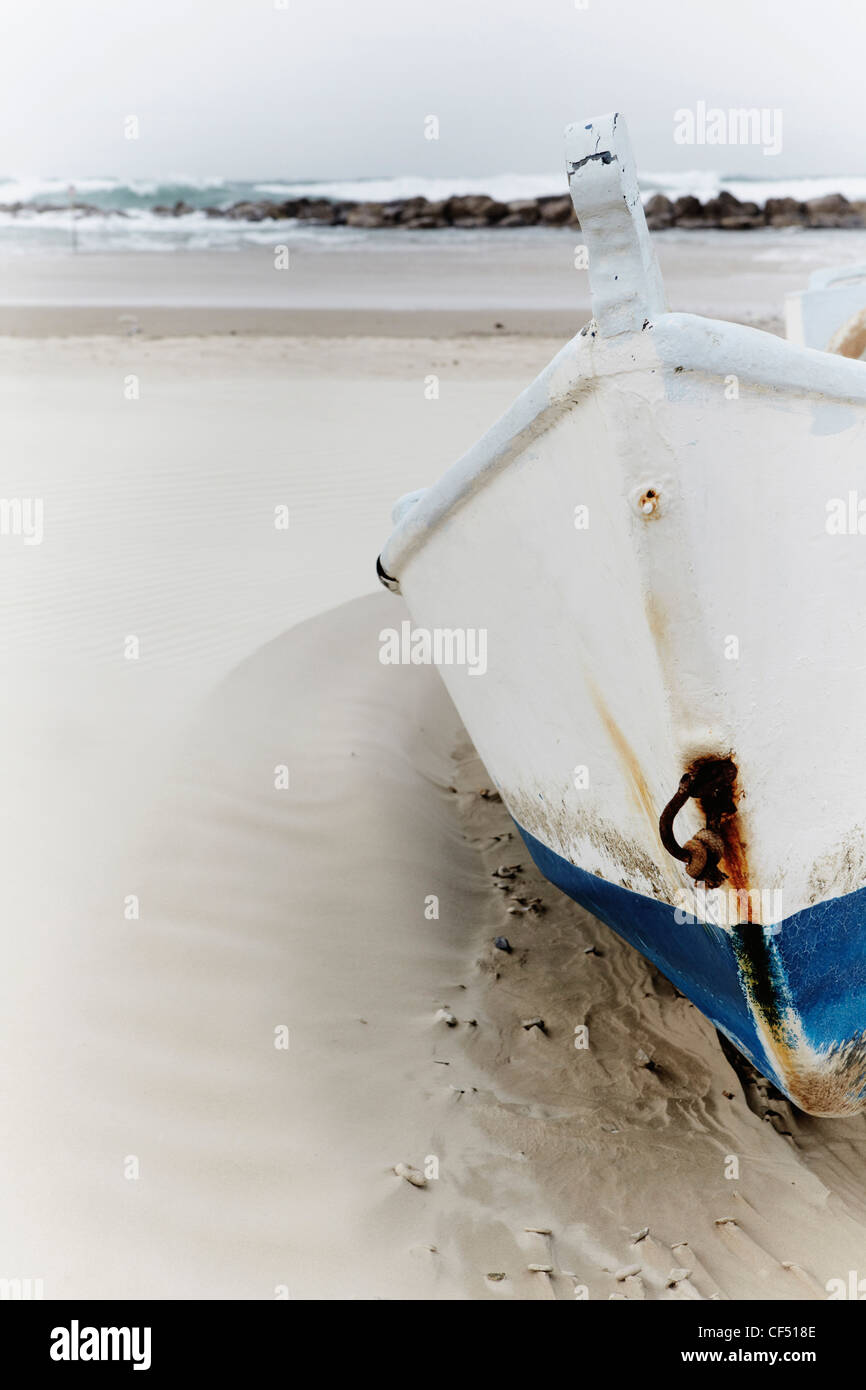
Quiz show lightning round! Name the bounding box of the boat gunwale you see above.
[379,311,866,584]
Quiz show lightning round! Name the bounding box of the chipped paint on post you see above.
[564,112,667,338]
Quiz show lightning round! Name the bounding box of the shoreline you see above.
[0,305,606,338]
[4,229,865,337]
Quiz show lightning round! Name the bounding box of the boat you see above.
[376,111,866,1117]
[786,264,866,358]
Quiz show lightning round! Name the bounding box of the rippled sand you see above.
[3,321,866,1297]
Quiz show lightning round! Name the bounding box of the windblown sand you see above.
[3,322,866,1299]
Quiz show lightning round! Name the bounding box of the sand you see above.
[6,584,866,1300]
[4,226,866,337]
[4,235,866,1298]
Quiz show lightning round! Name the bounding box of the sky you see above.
[0,0,862,180]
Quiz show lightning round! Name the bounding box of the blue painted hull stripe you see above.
[514,821,866,1093]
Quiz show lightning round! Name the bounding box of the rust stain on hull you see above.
[588,680,668,858]
[731,924,792,1044]
[689,759,866,1115]
[507,740,866,1115]
[675,759,805,1095]
[658,754,750,898]
[690,754,751,907]
[658,755,866,1114]
[776,1039,866,1117]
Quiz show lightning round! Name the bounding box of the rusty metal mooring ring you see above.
[659,759,736,890]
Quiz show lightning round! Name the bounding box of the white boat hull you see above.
[378,114,866,1116]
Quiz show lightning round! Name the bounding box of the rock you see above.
[377,201,405,225]
[395,196,447,229]
[644,193,674,229]
[224,199,291,222]
[445,194,509,225]
[666,1267,692,1287]
[394,196,430,223]
[700,189,744,224]
[494,936,512,953]
[434,1006,458,1027]
[486,1272,506,1281]
[630,1227,650,1243]
[295,198,343,223]
[806,192,862,227]
[537,194,575,225]
[393,1162,427,1188]
[763,196,807,227]
[503,198,540,225]
[719,211,763,229]
[615,1263,642,1280]
[224,200,270,221]
[521,1017,546,1032]
[493,864,521,879]
[635,1048,654,1068]
[671,194,706,227]
[345,202,387,228]
[701,191,763,229]
[808,192,851,214]
[528,1263,553,1273]
[508,896,544,915]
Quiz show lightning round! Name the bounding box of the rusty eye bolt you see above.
[659,757,738,890]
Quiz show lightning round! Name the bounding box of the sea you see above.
[1,171,865,254]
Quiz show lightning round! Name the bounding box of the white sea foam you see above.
[257,170,866,206]
[0,169,863,253]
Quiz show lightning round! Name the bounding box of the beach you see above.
[4,227,866,336]
[4,228,866,1299]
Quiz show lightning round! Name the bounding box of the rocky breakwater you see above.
[194,188,866,229]
[3,190,866,230]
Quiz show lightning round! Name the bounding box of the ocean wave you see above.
[3,169,865,211]
[0,169,865,252]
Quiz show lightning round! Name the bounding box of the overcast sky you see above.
[0,0,862,179]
